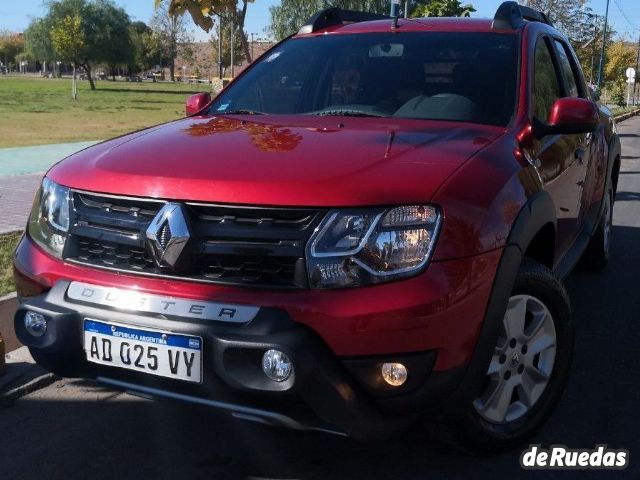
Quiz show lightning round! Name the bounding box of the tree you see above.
[25,0,133,90]
[570,10,602,85]
[160,0,254,65]
[51,14,84,98]
[604,41,636,88]
[97,1,135,80]
[151,0,192,81]
[0,31,25,71]
[129,21,162,74]
[24,18,56,74]
[524,0,587,42]
[50,15,85,64]
[411,0,475,18]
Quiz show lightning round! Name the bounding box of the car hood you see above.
[48,115,503,206]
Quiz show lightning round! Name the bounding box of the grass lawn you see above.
[0,76,211,148]
[0,232,21,296]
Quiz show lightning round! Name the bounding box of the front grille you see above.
[63,192,325,288]
[75,237,156,271]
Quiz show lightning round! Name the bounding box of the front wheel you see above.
[441,259,573,452]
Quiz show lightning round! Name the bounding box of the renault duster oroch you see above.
[14,2,620,450]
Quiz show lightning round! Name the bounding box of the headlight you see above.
[306,205,441,289]
[27,177,70,258]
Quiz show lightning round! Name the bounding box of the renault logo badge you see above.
[146,203,191,270]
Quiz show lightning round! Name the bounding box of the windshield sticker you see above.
[265,51,282,62]
[217,103,229,111]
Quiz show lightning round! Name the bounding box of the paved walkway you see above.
[0,173,42,232]
[0,141,99,176]
[0,141,100,233]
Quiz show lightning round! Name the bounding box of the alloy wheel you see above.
[473,294,557,424]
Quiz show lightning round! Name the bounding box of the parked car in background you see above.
[13,2,619,451]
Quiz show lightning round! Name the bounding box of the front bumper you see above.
[16,281,449,437]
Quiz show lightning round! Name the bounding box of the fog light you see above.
[24,311,47,337]
[262,349,293,382]
[381,362,408,387]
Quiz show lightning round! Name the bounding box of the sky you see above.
[0,0,639,41]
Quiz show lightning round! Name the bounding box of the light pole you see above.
[633,34,640,105]
[218,15,223,80]
[591,20,598,85]
[230,20,235,78]
[596,0,610,89]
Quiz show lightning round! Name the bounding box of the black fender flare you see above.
[506,189,557,255]
[448,191,557,405]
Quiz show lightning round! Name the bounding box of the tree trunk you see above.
[170,61,175,82]
[239,30,251,65]
[237,0,252,63]
[72,63,77,100]
[84,63,96,90]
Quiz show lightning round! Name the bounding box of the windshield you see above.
[210,32,518,126]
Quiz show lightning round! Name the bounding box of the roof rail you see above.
[492,1,553,30]
[298,8,390,34]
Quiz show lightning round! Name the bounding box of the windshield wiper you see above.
[309,109,388,118]
[218,109,266,115]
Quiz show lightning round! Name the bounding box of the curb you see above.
[0,291,17,303]
[0,373,58,406]
[0,228,23,236]
[613,108,640,122]
[0,291,20,353]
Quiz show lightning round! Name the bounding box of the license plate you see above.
[83,319,203,383]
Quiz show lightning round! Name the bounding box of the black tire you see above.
[581,185,613,270]
[435,258,573,453]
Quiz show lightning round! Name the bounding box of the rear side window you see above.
[553,40,579,97]
[533,39,561,120]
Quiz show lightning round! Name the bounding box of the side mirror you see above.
[541,97,599,136]
[185,92,211,117]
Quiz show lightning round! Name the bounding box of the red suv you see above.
[13,2,620,450]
